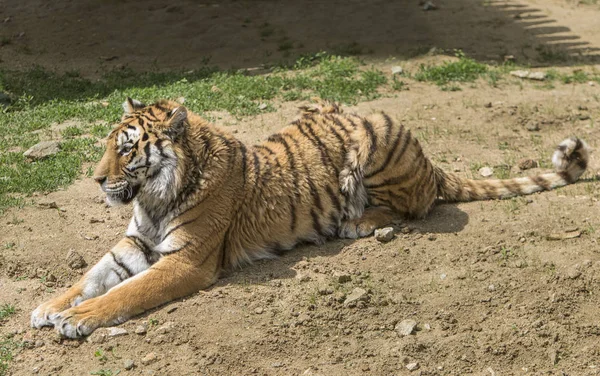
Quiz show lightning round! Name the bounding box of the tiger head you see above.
[93,98,188,206]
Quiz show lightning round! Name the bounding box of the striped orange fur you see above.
[31,98,589,338]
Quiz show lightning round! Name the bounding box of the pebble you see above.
[135,324,148,335]
[271,362,284,368]
[141,352,158,365]
[395,319,417,336]
[423,1,437,10]
[391,66,403,75]
[374,227,395,243]
[479,167,493,177]
[124,359,135,370]
[488,284,496,292]
[66,249,87,270]
[86,331,107,344]
[567,268,582,280]
[107,327,128,338]
[156,321,175,334]
[258,103,268,110]
[510,70,546,81]
[518,158,538,170]
[296,274,311,282]
[406,362,420,371]
[23,141,61,160]
[343,287,369,306]
[254,307,264,315]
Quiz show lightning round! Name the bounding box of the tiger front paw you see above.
[52,299,120,338]
[31,298,73,329]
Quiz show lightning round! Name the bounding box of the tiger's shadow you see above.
[216,203,469,287]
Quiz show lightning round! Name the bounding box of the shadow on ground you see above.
[0,0,597,77]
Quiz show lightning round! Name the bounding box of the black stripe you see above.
[110,268,125,282]
[301,119,340,175]
[162,217,200,242]
[126,235,154,264]
[324,118,347,155]
[558,170,574,184]
[325,185,342,213]
[147,107,156,119]
[394,130,413,164]
[531,176,551,190]
[365,154,427,189]
[311,209,324,236]
[162,240,192,255]
[364,125,405,179]
[253,150,261,181]
[382,113,393,143]
[307,177,323,211]
[331,116,351,137]
[109,251,133,277]
[239,144,248,187]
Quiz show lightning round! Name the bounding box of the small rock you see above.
[484,102,492,108]
[89,218,105,224]
[503,55,516,63]
[391,66,403,75]
[488,284,496,292]
[124,359,135,370]
[395,319,417,336]
[440,273,447,280]
[549,349,559,365]
[567,267,582,280]
[66,249,87,270]
[108,327,128,338]
[297,274,311,282]
[479,167,493,177]
[528,71,546,81]
[166,306,178,314]
[422,1,437,10]
[23,141,61,160]
[271,362,284,368]
[254,307,264,315]
[374,227,395,243]
[525,120,540,131]
[510,70,530,79]
[34,340,44,348]
[344,288,369,306]
[518,158,538,170]
[156,321,175,334]
[258,103,268,110]
[141,352,158,366]
[38,201,58,209]
[86,331,107,344]
[406,362,420,371]
[427,234,437,241]
[135,324,147,335]
[318,287,333,295]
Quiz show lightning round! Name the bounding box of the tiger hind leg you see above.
[338,206,396,239]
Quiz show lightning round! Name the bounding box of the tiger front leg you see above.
[53,247,220,338]
[30,237,155,329]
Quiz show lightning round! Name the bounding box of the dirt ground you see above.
[1,1,600,375]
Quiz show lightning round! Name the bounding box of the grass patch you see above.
[415,51,488,89]
[0,304,16,321]
[0,54,388,213]
[0,338,20,376]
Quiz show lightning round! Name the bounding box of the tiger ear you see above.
[122,97,146,114]
[164,106,188,140]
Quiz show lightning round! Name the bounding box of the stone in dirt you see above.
[141,352,158,365]
[343,288,369,306]
[525,120,540,131]
[23,141,61,160]
[479,167,493,177]
[124,359,135,370]
[510,70,547,81]
[107,327,128,338]
[334,272,352,284]
[395,319,418,336]
[391,66,403,75]
[518,158,538,170]
[374,227,395,243]
[135,324,147,335]
[66,249,87,270]
[156,321,175,334]
[406,362,420,371]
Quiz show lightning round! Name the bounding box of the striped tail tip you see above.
[552,137,590,184]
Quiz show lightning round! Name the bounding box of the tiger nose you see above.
[94,175,107,185]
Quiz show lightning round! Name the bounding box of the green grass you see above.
[90,370,120,376]
[0,304,16,320]
[415,51,488,89]
[0,54,388,213]
[0,338,20,376]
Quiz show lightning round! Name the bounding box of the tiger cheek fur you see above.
[31,98,590,338]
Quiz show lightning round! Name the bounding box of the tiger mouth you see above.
[104,183,140,204]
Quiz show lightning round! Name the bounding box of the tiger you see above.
[30,97,589,338]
